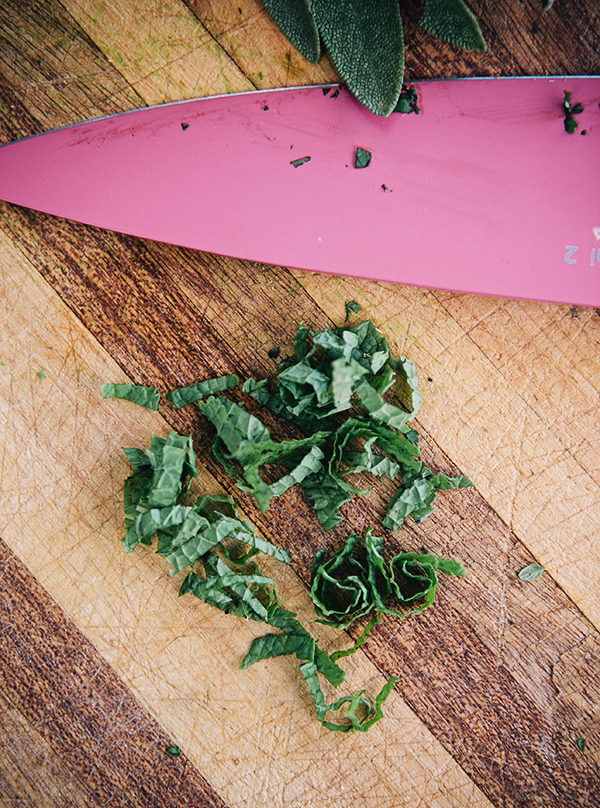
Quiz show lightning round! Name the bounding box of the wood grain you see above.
[0,541,230,808]
[2,206,598,806]
[1,0,599,806]
[0,231,494,808]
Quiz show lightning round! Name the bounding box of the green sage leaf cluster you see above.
[261,0,486,116]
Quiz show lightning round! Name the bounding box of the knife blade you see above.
[0,78,598,307]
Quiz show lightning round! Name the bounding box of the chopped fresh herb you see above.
[240,320,471,530]
[101,383,160,410]
[576,737,586,754]
[393,84,420,114]
[107,315,473,733]
[181,123,189,130]
[518,563,545,581]
[268,346,281,359]
[291,156,311,167]
[331,88,340,99]
[310,529,465,640]
[166,374,239,409]
[564,91,584,134]
[322,87,331,95]
[344,300,362,321]
[355,147,372,169]
[37,370,46,379]
[263,105,269,111]
[167,745,182,755]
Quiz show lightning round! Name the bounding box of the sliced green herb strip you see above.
[355,147,372,168]
[101,383,160,410]
[167,745,182,755]
[518,563,545,581]
[166,374,239,408]
[576,737,586,753]
[291,156,311,167]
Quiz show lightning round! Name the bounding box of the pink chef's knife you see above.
[0,77,599,307]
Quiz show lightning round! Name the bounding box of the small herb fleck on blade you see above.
[518,563,545,581]
[355,147,372,169]
[167,745,182,756]
[291,156,311,167]
[576,737,586,754]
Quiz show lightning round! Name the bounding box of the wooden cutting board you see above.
[1,2,599,807]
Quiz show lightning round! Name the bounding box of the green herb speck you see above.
[291,156,311,167]
[37,370,47,379]
[344,300,362,321]
[576,737,586,753]
[355,147,372,169]
[167,745,182,756]
[518,563,545,581]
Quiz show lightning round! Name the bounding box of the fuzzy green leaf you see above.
[262,0,321,63]
[518,563,545,581]
[101,383,160,410]
[419,0,486,51]
[310,0,404,116]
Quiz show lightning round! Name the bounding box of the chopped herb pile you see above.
[236,319,472,531]
[106,316,473,732]
[119,430,399,732]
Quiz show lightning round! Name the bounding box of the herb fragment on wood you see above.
[355,147,372,168]
[576,737,586,753]
[518,563,545,581]
[345,300,362,321]
[37,370,46,379]
[268,346,281,359]
[101,383,160,410]
[291,156,311,167]
[166,374,239,409]
[167,745,182,755]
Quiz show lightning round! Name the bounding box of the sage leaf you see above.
[262,0,321,63]
[101,383,160,410]
[419,0,486,52]
[518,563,545,581]
[310,0,405,116]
